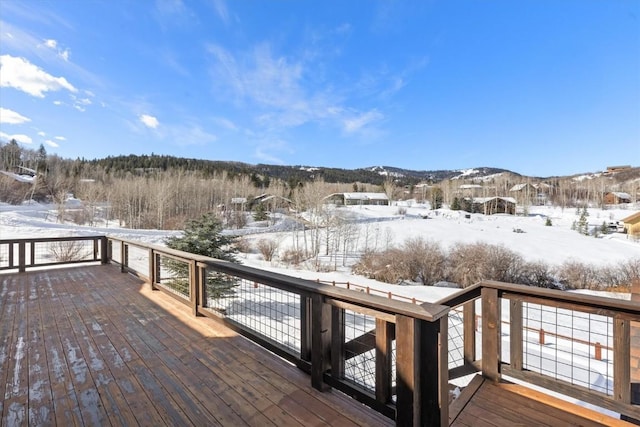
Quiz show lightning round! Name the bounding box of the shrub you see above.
[401,238,446,285]
[257,238,279,261]
[281,248,307,266]
[545,217,552,226]
[49,240,89,262]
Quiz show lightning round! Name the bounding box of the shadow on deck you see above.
[0,265,391,426]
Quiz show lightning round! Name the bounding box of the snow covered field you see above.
[2,200,639,302]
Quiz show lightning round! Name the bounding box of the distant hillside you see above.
[88,154,516,186]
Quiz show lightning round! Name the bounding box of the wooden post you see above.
[120,241,126,273]
[18,241,25,272]
[331,306,345,380]
[100,237,109,264]
[311,294,331,391]
[482,287,501,382]
[300,295,312,362]
[614,316,631,404]
[396,314,447,427]
[510,299,523,371]
[189,261,198,316]
[198,264,206,311]
[93,238,99,261]
[8,243,14,268]
[539,329,545,345]
[148,249,155,285]
[463,301,476,365]
[30,241,35,266]
[375,318,394,404]
[594,342,602,361]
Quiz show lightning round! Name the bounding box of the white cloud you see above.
[0,132,32,144]
[0,108,31,124]
[0,54,77,97]
[38,131,46,137]
[53,100,62,105]
[140,114,160,129]
[54,136,66,141]
[74,105,86,112]
[44,139,59,148]
[42,38,71,61]
[343,110,384,134]
[212,116,238,131]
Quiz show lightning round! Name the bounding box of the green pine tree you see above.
[164,213,239,299]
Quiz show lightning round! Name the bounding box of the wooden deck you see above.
[0,265,392,426]
[1,264,635,427]
[449,375,633,427]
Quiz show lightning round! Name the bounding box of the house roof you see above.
[606,192,631,199]
[326,192,389,201]
[472,196,517,204]
[622,211,640,224]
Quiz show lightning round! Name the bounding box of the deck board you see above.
[450,376,633,427]
[0,265,392,427]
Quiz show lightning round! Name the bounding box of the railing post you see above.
[189,260,198,316]
[311,294,331,391]
[30,241,35,266]
[481,287,501,382]
[463,301,476,365]
[300,296,312,362]
[148,248,155,286]
[197,263,206,311]
[614,316,631,404]
[93,238,99,261]
[100,237,109,264]
[510,299,523,371]
[331,306,345,380]
[396,314,448,427]
[18,241,25,272]
[375,318,394,404]
[120,241,127,272]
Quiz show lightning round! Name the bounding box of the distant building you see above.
[250,194,294,212]
[471,197,516,215]
[621,211,640,235]
[604,165,632,175]
[510,182,551,206]
[603,192,632,205]
[324,192,390,206]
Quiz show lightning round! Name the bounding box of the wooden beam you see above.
[331,306,345,380]
[375,319,393,404]
[463,302,476,364]
[395,314,417,426]
[311,294,331,391]
[614,316,631,404]
[482,287,501,382]
[510,299,523,371]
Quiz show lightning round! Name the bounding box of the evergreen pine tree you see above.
[164,213,239,299]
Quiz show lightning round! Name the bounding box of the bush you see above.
[49,239,90,262]
[281,248,307,266]
[545,217,552,226]
[257,238,279,261]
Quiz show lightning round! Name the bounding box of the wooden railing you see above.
[107,236,450,426]
[436,281,640,421]
[4,234,638,425]
[0,236,107,272]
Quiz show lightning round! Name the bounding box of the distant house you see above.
[510,182,551,206]
[471,197,516,215]
[603,192,632,205]
[621,211,640,235]
[604,165,631,175]
[250,194,294,212]
[324,192,390,206]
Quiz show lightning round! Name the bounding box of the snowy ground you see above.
[1,200,639,302]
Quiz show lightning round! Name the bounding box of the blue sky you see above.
[0,0,638,177]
